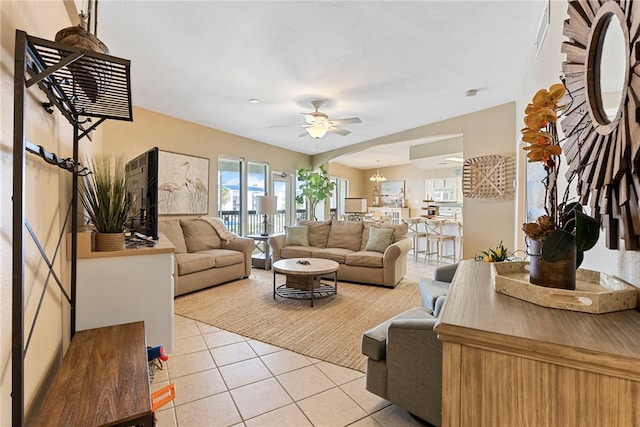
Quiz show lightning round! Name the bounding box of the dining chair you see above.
[423,219,457,263]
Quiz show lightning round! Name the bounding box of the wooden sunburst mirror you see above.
[561,0,640,250]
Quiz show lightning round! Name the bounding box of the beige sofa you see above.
[159,219,254,296]
[268,220,411,288]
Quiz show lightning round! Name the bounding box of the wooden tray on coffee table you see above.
[490,261,638,314]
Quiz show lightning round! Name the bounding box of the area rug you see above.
[174,269,421,372]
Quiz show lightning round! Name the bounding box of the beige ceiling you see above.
[93,1,546,168]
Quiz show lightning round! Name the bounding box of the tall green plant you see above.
[295,165,335,221]
[79,154,133,233]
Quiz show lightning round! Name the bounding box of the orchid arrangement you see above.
[521,83,599,267]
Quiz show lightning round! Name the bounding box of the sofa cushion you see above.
[159,219,188,254]
[345,251,384,268]
[281,246,314,259]
[284,225,309,246]
[365,226,394,253]
[297,220,331,248]
[180,219,222,252]
[175,253,216,276]
[198,249,245,267]
[361,222,409,250]
[326,220,363,251]
[311,248,354,264]
[362,306,434,361]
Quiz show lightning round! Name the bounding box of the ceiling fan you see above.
[273,100,362,139]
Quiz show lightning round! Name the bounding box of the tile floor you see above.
[153,257,444,427]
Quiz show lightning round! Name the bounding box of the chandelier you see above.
[369,160,387,182]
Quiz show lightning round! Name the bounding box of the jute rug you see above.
[174,268,421,372]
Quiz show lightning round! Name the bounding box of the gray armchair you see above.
[360,263,459,426]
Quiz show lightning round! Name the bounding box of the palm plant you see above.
[79,154,133,233]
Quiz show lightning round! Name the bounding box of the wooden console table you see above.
[33,322,152,426]
[435,260,640,426]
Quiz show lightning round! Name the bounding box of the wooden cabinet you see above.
[435,261,640,427]
[74,233,176,353]
[367,207,409,224]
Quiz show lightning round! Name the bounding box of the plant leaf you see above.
[541,229,575,262]
[574,210,600,251]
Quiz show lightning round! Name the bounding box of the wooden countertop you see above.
[435,260,640,381]
[68,232,175,259]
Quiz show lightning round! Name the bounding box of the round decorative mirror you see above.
[584,3,629,134]
[561,0,640,250]
[595,14,626,123]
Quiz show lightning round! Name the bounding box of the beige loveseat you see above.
[268,220,411,288]
[159,218,253,296]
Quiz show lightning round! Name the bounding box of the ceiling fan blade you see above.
[298,131,309,138]
[330,117,362,126]
[328,127,350,136]
[270,123,305,128]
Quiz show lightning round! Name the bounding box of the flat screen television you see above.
[125,147,159,240]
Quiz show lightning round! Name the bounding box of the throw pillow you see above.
[365,226,395,253]
[285,226,309,246]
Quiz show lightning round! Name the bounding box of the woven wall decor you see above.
[462,155,506,199]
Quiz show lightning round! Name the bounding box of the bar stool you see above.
[406,218,427,262]
[423,219,457,263]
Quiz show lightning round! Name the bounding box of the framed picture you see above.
[380,181,405,207]
[158,150,209,215]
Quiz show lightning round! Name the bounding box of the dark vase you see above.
[528,238,576,290]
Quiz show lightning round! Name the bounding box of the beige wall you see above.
[0,1,92,423]
[102,106,311,217]
[319,103,517,260]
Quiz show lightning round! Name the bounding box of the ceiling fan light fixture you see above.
[306,125,329,139]
[369,160,387,182]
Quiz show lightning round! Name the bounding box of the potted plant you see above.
[295,165,336,221]
[79,154,133,251]
[521,82,600,289]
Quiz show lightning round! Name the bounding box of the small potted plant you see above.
[476,241,514,262]
[295,165,336,221]
[79,154,133,251]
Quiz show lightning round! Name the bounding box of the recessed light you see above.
[465,89,478,97]
[249,98,260,104]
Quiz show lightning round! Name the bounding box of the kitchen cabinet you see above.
[426,177,463,202]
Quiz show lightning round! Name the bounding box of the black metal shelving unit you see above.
[12,29,132,426]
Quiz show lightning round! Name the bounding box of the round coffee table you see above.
[272,258,339,307]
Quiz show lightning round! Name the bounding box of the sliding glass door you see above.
[218,157,268,235]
